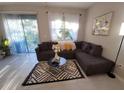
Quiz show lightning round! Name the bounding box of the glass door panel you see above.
[22,15,39,53]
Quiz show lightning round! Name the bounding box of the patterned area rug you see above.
[22,60,84,86]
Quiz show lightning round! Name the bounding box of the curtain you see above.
[48,12,63,41]
[2,14,28,54]
[64,13,79,41]
[2,14,39,54]
[48,12,79,41]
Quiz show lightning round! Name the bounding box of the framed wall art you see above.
[92,12,113,36]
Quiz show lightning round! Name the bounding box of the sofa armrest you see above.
[35,47,40,53]
[35,47,42,61]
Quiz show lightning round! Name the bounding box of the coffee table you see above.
[48,57,67,73]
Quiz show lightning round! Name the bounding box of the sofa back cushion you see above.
[81,42,91,53]
[89,44,103,57]
[81,42,103,57]
[38,42,57,51]
[75,41,83,49]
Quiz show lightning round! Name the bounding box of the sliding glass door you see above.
[21,15,39,52]
[3,14,39,54]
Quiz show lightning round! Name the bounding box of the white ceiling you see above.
[0,2,94,9]
[46,2,94,8]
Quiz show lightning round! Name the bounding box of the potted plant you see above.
[1,38,10,56]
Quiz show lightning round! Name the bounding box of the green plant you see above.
[58,22,73,41]
[1,38,9,51]
[1,38,10,56]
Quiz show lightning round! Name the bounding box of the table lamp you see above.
[108,22,124,78]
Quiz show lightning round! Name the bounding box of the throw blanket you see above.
[58,41,76,51]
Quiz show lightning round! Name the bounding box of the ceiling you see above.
[45,2,94,8]
[0,2,94,9]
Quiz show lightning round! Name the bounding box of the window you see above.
[48,13,79,41]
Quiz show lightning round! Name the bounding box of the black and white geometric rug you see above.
[22,60,84,86]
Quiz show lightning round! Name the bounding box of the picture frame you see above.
[92,12,113,36]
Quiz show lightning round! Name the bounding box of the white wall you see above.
[85,2,124,78]
[0,5,86,42]
[0,15,4,44]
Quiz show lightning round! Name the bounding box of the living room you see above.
[0,1,124,90]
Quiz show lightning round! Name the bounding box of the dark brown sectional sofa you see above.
[35,41,114,76]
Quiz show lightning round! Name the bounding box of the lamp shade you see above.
[119,23,124,36]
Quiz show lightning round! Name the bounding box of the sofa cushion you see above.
[81,42,91,53]
[75,41,83,49]
[89,44,103,57]
[58,50,75,59]
[75,52,114,75]
[38,42,55,51]
[38,44,49,51]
